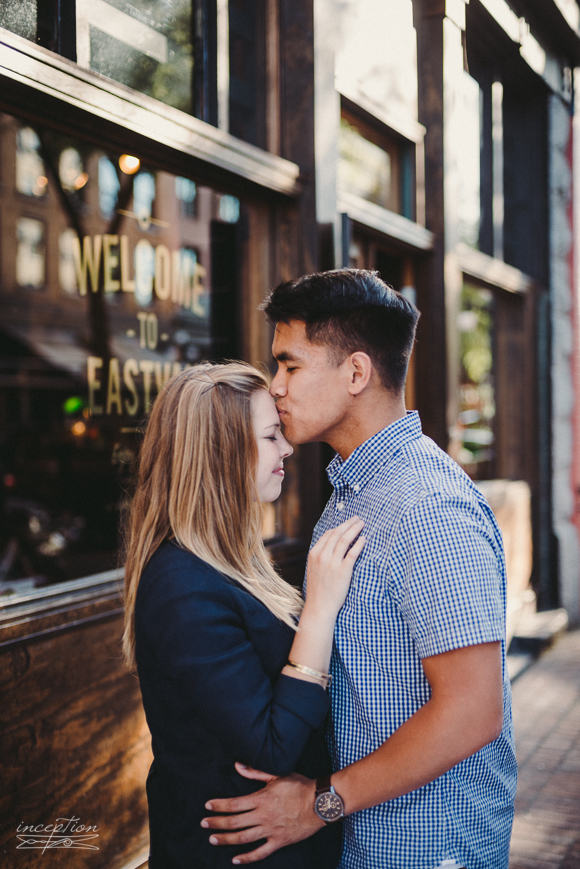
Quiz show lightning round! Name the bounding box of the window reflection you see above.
[118,154,141,176]
[179,247,208,319]
[98,156,120,218]
[218,195,240,224]
[59,147,88,193]
[1,114,243,596]
[77,0,193,115]
[16,127,48,197]
[338,116,393,210]
[0,0,37,42]
[176,176,197,218]
[16,218,45,288]
[456,72,481,249]
[133,172,156,227]
[59,229,79,295]
[454,284,496,480]
[134,239,155,307]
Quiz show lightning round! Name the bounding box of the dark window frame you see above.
[339,96,416,221]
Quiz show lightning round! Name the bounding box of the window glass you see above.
[133,172,156,225]
[58,148,89,194]
[0,1,37,41]
[453,283,496,480]
[0,113,243,596]
[218,194,240,224]
[456,71,481,249]
[336,0,417,122]
[98,157,121,219]
[16,127,48,198]
[338,112,408,215]
[176,176,197,217]
[3,2,269,150]
[228,0,266,148]
[133,239,156,307]
[59,229,79,295]
[76,0,194,114]
[16,219,45,288]
[339,117,392,209]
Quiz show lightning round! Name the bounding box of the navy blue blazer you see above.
[135,541,341,868]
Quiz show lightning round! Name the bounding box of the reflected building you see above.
[1,114,242,586]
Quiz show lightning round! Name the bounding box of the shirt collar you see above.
[326,410,423,492]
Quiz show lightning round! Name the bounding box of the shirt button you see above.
[336,502,345,511]
[353,483,360,493]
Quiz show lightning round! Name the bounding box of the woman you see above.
[122,362,365,868]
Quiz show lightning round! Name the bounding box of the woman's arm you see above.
[137,522,364,777]
[282,516,365,684]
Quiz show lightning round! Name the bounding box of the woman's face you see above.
[251,389,293,502]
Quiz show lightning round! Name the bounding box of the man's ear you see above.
[347,352,372,395]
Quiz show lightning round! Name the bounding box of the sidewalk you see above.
[509,629,580,868]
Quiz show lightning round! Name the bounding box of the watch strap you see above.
[315,774,332,796]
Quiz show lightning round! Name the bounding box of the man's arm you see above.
[202,640,503,864]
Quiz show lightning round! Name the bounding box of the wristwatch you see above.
[314,775,345,823]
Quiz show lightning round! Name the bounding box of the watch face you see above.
[314,790,344,822]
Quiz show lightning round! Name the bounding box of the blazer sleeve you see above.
[138,554,329,777]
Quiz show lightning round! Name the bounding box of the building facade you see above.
[0,1,579,866]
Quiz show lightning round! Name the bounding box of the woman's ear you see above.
[347,352,372,395]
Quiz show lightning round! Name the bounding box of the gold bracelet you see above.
[286,659,332,689]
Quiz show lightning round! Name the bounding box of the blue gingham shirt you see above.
[310,412,517,869]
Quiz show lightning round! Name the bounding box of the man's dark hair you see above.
[261,268,420,393]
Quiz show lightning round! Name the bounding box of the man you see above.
[202,269,517,868]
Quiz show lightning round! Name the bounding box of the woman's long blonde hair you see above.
[122,361,303,668]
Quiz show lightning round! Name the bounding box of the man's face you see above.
[270,320,351,446]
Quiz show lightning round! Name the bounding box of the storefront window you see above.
[0,113,243,596]
[453,283,496,480]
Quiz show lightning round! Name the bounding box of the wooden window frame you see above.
[0,29,299,194]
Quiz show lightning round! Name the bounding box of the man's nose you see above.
[270,369,286,397]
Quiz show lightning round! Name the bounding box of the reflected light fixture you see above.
[119,154,141,175]
[74,172,89,190]
[71,420,87,437]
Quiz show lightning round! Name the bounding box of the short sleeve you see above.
[388,494,506,659]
